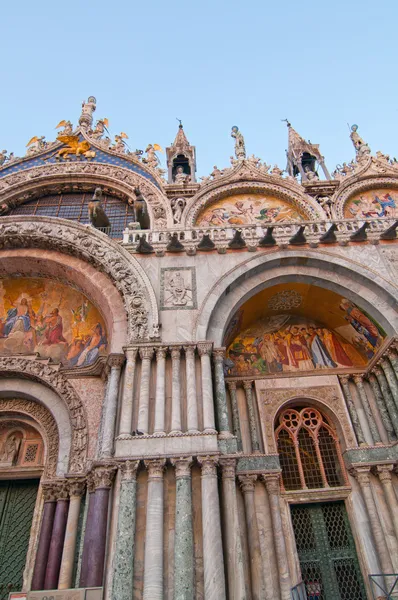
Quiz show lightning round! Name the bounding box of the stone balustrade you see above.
[122,216,397,254]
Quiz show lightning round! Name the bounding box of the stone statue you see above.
[79,96,97,129]
[304,165,319,181]
[231,126,246,160]
[26,136,47,155]
[91,118,108,140]
[88,187,111,229]
[317,196,334,219]
[174,166,190,184]
[112,133,128,153]
[142,144,160,170]
[350,124,371,158]
[271,165,284,176]
[211,165,223,179]
[0,150,7,166]
[1,434,21,465]
[171,197,186,224]
[55,120,73,135]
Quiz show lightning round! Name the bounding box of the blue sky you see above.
[1,0,396,178]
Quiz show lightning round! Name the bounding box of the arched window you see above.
[275,407,347,491]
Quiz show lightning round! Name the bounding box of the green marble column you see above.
[243,380,260,453]
[368,374,397,442]
[339,376,366,446]
[172,457,194,600]
[227,381,243,451]
[380,357,398,410]
[112,461,139,600]
[353,375,381,444]
[373,367,398,437]
[213,348,231,437]
[387,348,398,379]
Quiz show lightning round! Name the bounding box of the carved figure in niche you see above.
[26,136,47,155]
[170,197,186,224]
[0,434,21,465]
[174,165,190,184]
[55,120,73,135]
[88,187,111,229]
[350,124,371,157]
[165,271,191,306]
[132,187,150,230]
[304,164,319,180]
[231,126,246,160]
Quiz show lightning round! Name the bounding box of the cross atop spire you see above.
[285,121,331,182]
[166,121,197,184]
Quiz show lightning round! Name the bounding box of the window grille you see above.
[275,407,347,491]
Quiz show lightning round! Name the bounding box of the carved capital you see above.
[155,347,167,360]
[372,366,383,377]
[353,374,364,385]
[107,353,125,369]
[198,455,218,477]
[238,474,257,492]
[386,348,397,360]
[145,458,166,479]
[183,345,196,359]
[227,380,237,392]
[86,472,96,494]
[170,346,182,360]
[197,342,213,357]
[124,347,138,362]
[243,380,253,391]
[219,458,236,479]
[338,375,350,385]
[213,347,226,362]
[41,481,59,503]
[171,456,193,478]
[354,467,371,487]
[120,460,140,482]
[139,347,154,361]
[92,464,117,489]
[68,478,86,498]
[376,464,394,484]
[262,473,282,495]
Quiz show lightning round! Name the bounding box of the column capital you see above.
[41,481,60,502]
[197,341,213,357]
[139,346,154,360]
[198,455,219,477]
[238,474,257,492]
[170,345,182,360]
[213,347,226,362]
[92,464,117,490]
[372,365,383,377]
[353,374,364,384]
[86,472,96,494]
[227,380,237,391]
[67,478,86,498]
[376,464,394,484]
[353,467,371,487]
[219,458,237,479]
[386,348,397,360]
[144,458,166,479]
[107,353,125,369]
[261,473,282,495]
[123,346,138,360]
[183,345,196,358]
[338,374,351,384]
[155,346,167,360]
[171,456,193,478]
[120,460,140,481]
[243,380,253,391]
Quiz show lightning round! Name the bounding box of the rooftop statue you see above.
[56,134,95,160]
[79,96,96,129]
[0,150,11,166]
[112,132,128,153]
[142,144,162,170]
[88,187,111,229]
[231,126,246,160]
[271,164,284,176]
[304,165,319,181]
[26,136,47,156]
[350,124,371,158]
[174,165,190,184]
[91,118,109,140]
[56,120,73,136]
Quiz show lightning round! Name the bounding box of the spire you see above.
[166,121,197,184]
[285,121,331,182]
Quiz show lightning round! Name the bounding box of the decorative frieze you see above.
[160,267,197,310]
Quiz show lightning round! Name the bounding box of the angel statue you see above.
[26,136,47,155]
[91,118,109,140]
[112,132,128,153]
[231,126,246,160]
[350,124,371,158]
[55,120,73,135]
[0,150,10,166]
[142,144,163,170]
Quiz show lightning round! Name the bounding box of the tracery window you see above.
[275,407,347,491]
[10,192,136,239]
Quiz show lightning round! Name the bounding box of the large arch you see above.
[0,217,159,342]
[194,249,398,344]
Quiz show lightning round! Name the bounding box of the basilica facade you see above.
[0,97,397,600]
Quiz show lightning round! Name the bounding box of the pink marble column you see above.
[44,482,69,590]
[239,474,264,600]
[31,483,57,591]
[79,475,96,588]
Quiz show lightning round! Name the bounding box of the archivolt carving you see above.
[257,385,356,453]
[0,216,159,342]
[0,398,58,477]
[0,161,172,229]
[0,356,87,472]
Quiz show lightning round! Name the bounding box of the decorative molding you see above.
[160,267,197,311]
[0,356,88,472]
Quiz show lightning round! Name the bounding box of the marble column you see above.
[154,347,166,434]
[219,460,246,600]
[213,348,232,437]
[355,468,394,576]
[243,381,260,453]
[44,483,69,590]
[118,347,138,438]
[58,478,86,589]
[170,346,182,433]
[101,354,125,457]
[143,459,166,600]
[197,343,216,433]
[137,347,154,434]
[31,484,57,591]
[198,456,226,600]
[373,367,398,436]
[79,475,96,588]
[112,461,140,600]
[239,475,264,600]
[339,375,366,445]
[368,374,397,442]
[86,465,117,588]
[377,465,398,542]
[387,347,398,379]
[262,475,291,600]
[380,357,398,410]
[184,346,199,433]
[227,382,243,451]
[353,375,381,444]
[171,457,194,600]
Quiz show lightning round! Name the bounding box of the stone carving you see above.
[0,397,58,477]
[238,474,257,492]
[170,197,186,224]
[120,459,140,481]
[219,458,237,479]
[55,120,73,136]
[350,124,371,158]
[88,187,111,229]
[26,136,47,156]
[68,478,86,497]
[111,132,128,154]
[160,267,197,310]
[0,357,87,472]
[90,118,109,140]
[270,165,284,176]
[174,166,190,184]
[171,456,193,478]
[93,464,117,489]
[0,150,13,167]
[56,135,94,160]
[144,458,166,478]
[198,455,218,476]
[231,126,246,160]
[267,290,302,311]
[0,433,21,465]
[0,218,157,342]
[304,165,319,181]
[79,96,97,129]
